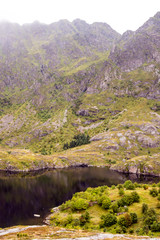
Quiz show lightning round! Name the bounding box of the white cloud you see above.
[0,0,159,33]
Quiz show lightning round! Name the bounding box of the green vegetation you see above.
[50,181,160,237]
[63,133,90,150]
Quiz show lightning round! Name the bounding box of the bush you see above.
[123,195,134,206]
[71,198,89,211]
[118,193,139,207]
[118,214,132,228]
[150,188,158,197]
[100,213,117,227]
[121,226,127,233]
[110,202,119,213]
[124,180,135,190]
[115,226,122,233]
[152,183,157,187]
[72,218,80,226]
[101,197,111,209]
[79,211,90,226]
[142,225,149,234]
[119,188,124,196]
[130,191,140,202]
[143,184,148,190]
[129,229,134,234]
[98,195,110,206]
[117,184,123,189]
[130,213,138,223]
[136,228,143,235]
[151,221,160,232]
[144,208,157,227]
[142,203,148,214]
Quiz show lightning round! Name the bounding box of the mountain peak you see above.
[154,11,160,19]
[72,19,89,32]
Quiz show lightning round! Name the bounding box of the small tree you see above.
[119,188,124,196]
[142,203,148,214]
[130,212,138,223]
[100,213,117,227]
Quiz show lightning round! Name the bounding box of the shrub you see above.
[110,202,119,213]
[72,218,80,226]
[111,185,116,189]
[67,214,73,224]
[100,213,117,227]
[152,183,157,187]
[121,226,127,233]
[79,211,90,226]
[144,208,157,227]
[142,225,149,234]
[117,184,123,189]
[130,213,138,223]
[101,197,111,209]
[122,195,133,206]
[136,228,143,235]
[115,226,122,233]
[119,188,124,196]
[98,195,109,206]
[124,180,135,190]
[71,198,89,211]
[150,188,158,197]
[117,198,125,207]
[156,202,160,209]
[151,222,160,232]
[117,192,139,207]
[129,229,134,234]
[142,203,148,214]
[134,182,141,188]
[118,214,132,228]
[130,191,140,202]
[143,184,148,190]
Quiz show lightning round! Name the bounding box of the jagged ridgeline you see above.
[0,13,159,172]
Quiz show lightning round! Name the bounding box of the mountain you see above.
[0,13,159,174]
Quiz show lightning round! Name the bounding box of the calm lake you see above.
[0,167,159,228]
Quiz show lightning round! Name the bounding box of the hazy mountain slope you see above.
[0,13,159,173]
[0,19,120,102]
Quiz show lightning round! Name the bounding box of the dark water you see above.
[0,167,159,228]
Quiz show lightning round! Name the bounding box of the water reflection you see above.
[0,167,159,227]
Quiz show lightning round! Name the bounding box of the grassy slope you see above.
[49,181,160,237]
[0,96,159,175]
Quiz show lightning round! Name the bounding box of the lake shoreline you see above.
[0,163,160,177]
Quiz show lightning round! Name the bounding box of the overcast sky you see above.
[0,0,159,34]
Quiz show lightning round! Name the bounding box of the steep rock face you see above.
[110,12,160,71]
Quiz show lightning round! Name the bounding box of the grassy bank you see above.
[49,180,160,237]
